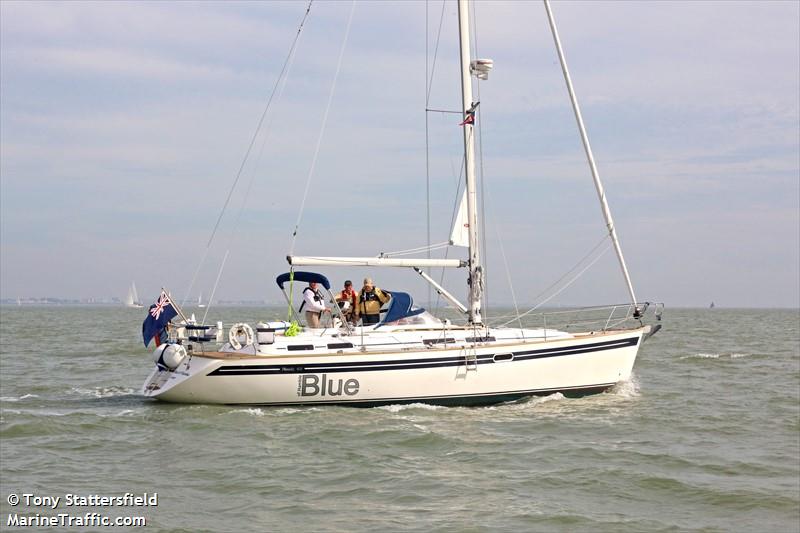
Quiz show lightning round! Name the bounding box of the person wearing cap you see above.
[335,280,358,325]
[301,281,329,328]
[356,278,390,326]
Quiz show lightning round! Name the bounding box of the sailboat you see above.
[125,282,144,309]
[141,0,662,406]
[198,294,206,308]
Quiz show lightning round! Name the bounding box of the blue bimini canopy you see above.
[275,271,331,291]
[378,291,425,327]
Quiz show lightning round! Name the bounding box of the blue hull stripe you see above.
[207,336,639,376]
[218,383,618,407]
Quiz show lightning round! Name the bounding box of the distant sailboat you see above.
[709,302,715,309]
[198,294,206,308]
[126,282,144,308]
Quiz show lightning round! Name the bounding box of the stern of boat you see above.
[141,353,222,402]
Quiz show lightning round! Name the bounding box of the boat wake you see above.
[71,386,139,399]
[226,406,324,417]
[233,408,267,417]
[609,376,641,398]
[526,392,567,405]
[378,403,447,413]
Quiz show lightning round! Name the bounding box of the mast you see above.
[543,0,637,305]
[458,0,483,324]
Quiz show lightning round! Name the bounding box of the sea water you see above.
[1,306,798,532]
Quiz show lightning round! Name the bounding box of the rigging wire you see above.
[202,5,307,323]
[381,241,451,257]
[425,1,430,305]
[481,176,524,331]
[424,1,477,318]
[432,139,466,315]
[180,1,314,308]
[468,2,613,328]
[425,108,461,114]
[425,0,448,306]
[467,1,607,329]
[496,234,613,327]
[426,0,449,105]
[202,250,229,324]
[289,0,357,255]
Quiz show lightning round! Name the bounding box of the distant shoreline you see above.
[1,302,798,311]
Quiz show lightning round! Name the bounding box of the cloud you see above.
[8,46,235,82]
[1,0,798,308]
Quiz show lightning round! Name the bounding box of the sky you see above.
[1,0,798,310]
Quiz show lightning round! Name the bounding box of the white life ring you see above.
[228,323,255,350]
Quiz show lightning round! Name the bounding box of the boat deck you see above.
[188,328,638,360]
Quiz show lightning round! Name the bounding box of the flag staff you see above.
[164,287,190,323]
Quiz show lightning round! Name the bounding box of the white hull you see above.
[143,326,647,406]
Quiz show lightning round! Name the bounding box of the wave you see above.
[528,392,566,405]
[233,408,266,417]
[378,403,446,413]
[609,376,640,398]
[224,406,322,417]
[71,386,138,398]
[478,392,566,412]
[680,352,752,360]
[0,394,40,402]
[110,409,139,417]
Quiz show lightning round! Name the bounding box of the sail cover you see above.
[377,291,425,327]
[449,190,469,247]
[275,271,331,290]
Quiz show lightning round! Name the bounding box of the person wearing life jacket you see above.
[335,280,358,325]
[356,278,390,326]
[301,282,329,328]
